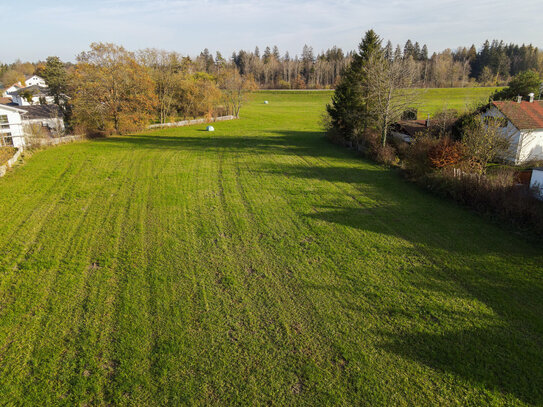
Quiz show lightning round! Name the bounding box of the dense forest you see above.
[1,39,542,90]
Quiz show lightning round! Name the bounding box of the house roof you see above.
[0,97,12,105]
[394,119,433,137]
[18,105,62,120]
[8,84,50,97]
[492,100,543,130]
[0,104,27,114]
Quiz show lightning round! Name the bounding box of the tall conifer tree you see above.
[326,30,383,141]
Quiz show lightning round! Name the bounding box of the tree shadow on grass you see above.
[382,324,543,404]
[93,130,346,159]
[96,127,543,402]
[305,204,543,404]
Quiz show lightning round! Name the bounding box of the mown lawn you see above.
[0,91,541,406]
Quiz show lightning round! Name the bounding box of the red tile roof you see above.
[0,97,12,105]
[492,100,543,130]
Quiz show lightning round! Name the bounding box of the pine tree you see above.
[404,40,415,59]
[272,46,280,60]
[414,42,421,60]
[41,56,68,106]
[384,41,393,61]
[394,45,403,61]
[421,44,429,60]
[263,46,272,64]
[326,30,383,142]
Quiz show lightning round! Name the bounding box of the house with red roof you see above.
[485,95,543,164]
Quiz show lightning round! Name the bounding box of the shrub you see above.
[362,130,399,165]
[291,75,306,89]
[461,115,512,175]
[401,108,418,120]
[420,168,543,234]
[277,80,291,89]
[373,144,399,166]
[0,147,17,166]
[402,134,440,177]
[428,137,464,169]
[430,108,459,138]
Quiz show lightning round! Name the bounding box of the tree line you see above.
[2,39,542,93]
[0,37,541,137]
[1,43,257,136]
[184,40,543,88]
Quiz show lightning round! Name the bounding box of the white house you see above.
[0,104,64,148]
[2,75,48,100]
[8,85,54,106]
[2,83,23,98]
[24,75,47,87]
[0,105,27,148]
[483,96,543,164]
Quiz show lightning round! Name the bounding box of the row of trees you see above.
[211,40,543,88]
[188,41,543,89]
[4,40,542,92]
[10,43,257,135]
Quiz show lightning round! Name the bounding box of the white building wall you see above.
[517,129,543,163]
[0,107,26,148]
[11,94,29,106]
[2,85,19,98]
[482,107,522,163]
[10,93,54,106]
[23,117,65,134]
[25,76,46,87]
[530,169,543,199]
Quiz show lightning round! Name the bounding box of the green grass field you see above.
[416,87,501,118]
[0,91,541,406]
[263,87,500,119]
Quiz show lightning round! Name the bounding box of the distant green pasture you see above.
[261,86,501,119]
[415,87,501,118]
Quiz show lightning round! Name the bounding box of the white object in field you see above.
[206,125,215,132]
[264,101,269,104]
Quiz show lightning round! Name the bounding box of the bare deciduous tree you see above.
[363,52,419,146]
[139,49,186,124]
[462,115,514,174]
[218,69,258,118]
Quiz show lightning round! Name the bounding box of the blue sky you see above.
[1,0,541,62]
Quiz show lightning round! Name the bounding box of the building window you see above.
[1,124,9,130]
[0,115,8,124]
[1,132,13,146]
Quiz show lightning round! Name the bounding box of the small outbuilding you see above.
[391,119,433,143]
